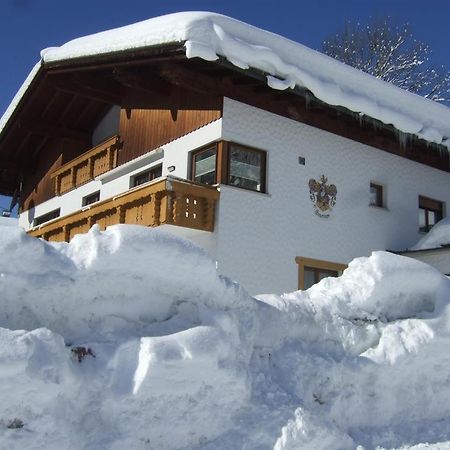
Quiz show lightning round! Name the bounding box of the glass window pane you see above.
[194,148,216,185]
[228,146,262,191]
[369,186,378,205]
[428,210,436,227]
[303,267,316,290]
[318,270,338,281]
[419,208,426,230]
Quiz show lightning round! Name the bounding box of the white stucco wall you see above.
[400,249,450,276]
[215,98,450,294]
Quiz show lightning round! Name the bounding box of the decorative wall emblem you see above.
[308,175,337,218]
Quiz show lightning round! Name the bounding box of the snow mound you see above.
[2,224,450,449]
[2,12,450,150]
[410,216,450,250]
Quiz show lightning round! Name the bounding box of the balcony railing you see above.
[28,177,219,242]
[51,135,120,195]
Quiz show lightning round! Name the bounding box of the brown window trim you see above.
[370,182,384,208]
[190,145,218,185]
[131,164,163,188]
[419,195,444,233]
[295,256,347,290]
[190,141,267,193]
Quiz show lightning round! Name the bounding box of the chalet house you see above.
[1,12,450,295]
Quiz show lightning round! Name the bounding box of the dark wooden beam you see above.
[113,68,172,96]
[49,78,122,105]
[18,117,90,143]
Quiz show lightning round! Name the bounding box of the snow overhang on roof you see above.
[1,11,450,149]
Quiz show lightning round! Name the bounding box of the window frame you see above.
[369,182,384,208]
[34,208,61,227]
[189,141,267,194]
[130,164,163,188]
[190,145,218,186]
[226,143,267,193]
[295,256,347,290]
[419,195,444,233]
[82,191,100,207]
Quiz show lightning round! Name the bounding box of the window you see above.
[190,142,267,193]
[191,146,217,185]
[34,209,60,226]
[228,144,266,192]
[131,164,162,187]
[295,256,347,290]
[82,191,100,206]
[370,183,383,207]
[419,196,443,232]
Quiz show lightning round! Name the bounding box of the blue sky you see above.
[1,0,449,211]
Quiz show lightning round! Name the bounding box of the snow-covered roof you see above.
[2,11,450,149]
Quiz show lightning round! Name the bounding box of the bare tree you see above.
[322,18,450,104]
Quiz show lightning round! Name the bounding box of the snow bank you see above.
[2,12,450,150]
[2,224,450,449]
[410,216,450,250]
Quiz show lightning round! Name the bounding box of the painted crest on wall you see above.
[308,175,337,218]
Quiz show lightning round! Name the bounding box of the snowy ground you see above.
[1,223,450,449]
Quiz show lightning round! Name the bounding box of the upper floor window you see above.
[190,142,266,193]
[34,209,60,227]
[369,182,384,207]
[191,146,217,185]
[228,144,266,192]
[131,164,162,188]
[419,195,443,232]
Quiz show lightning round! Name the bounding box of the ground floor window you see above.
[34,208,60,227]
[419,195,443,233]
[295,256,347,290]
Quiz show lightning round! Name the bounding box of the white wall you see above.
[216,98,450,294]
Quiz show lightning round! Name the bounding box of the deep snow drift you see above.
[410,215,450,250]
[1,224,450,449]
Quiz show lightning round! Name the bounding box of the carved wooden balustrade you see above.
[51,135,120,195]
[28,177,219,242]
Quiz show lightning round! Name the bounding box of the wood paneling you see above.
[118,107,221,165]
[21,138,90,211]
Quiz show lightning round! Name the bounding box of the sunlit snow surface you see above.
[1,12,450,150]
[1,223,450,449]
[411,216,450,250]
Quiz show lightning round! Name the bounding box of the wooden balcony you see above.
[51,135,120,196]
[28,177,219,242]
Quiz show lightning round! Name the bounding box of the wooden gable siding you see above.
[21,138,91,212]
[118,107,221,165]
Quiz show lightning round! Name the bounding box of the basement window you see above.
[34,209,60,227]
[419,195,443,233]
[131,164,163,187]
[295,256,347,290]
[82,191,100,207]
